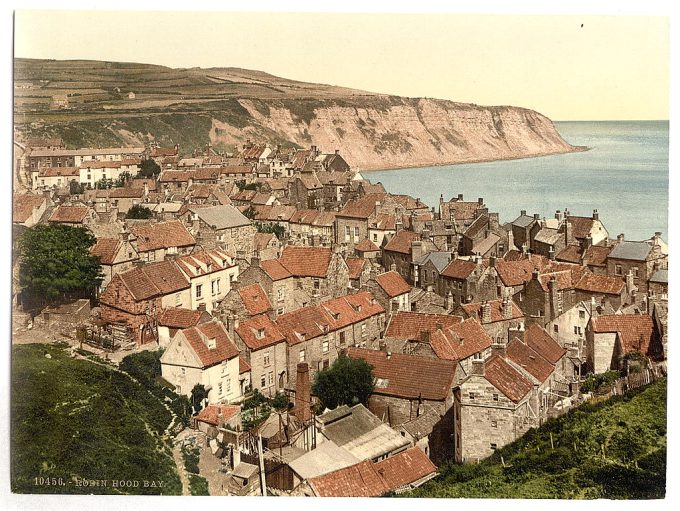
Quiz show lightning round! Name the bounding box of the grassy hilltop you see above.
[405,379,667,499]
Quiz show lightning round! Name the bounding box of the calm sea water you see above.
[364,121,668,241]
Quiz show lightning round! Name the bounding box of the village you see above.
[12,137,669,497]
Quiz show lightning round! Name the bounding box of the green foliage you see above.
[137,159,161,178]
[191,384,207,414]
[235,180,262,191]
[114,171,132,187]
[271,392,290,411]
[188,474,210,496]
[69,180,85,195]
[95,178,114,189]
[18,224,103,306]
[312,355,374,410]
[256,222,285,240]
[581,370,620,394]
[11,344,181,495]
[126,204,154,220]
[182,444,200,474]
[243,205,256,220]
[405,379,667,499]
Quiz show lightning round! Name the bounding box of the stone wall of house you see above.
[368,394,448,428]
[383,250,413,284]
[249,341,288,397]
[586,331,618,374]
[335,216,368,250]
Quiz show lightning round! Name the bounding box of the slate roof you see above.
[591,314,657,356]
[288,440,360,481]
[472,233,501,255]
[254,232,277,252]
[413,251,452,273]
[534,227,562,246]
[608,241,652,261]
[235,314,286,351]
[129,220,195,252]
[347,348,456,401]
[463,215,489,238]
[484,355,534,403]
[180,321,240,368]
[374,271,411,298]
[237,284,273,316]
[650,269,668,284]
[383,230,421,254]
[278,246,332,278]
[385,312,463,341]
[440,258,477,279]
[400,406,442,440]
[511,214,536,228]
[193,205,252,230]
[194,404,240,426]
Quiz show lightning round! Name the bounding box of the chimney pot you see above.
[533,213,540,220]
[617,233,625,242]
[478,197,484,206]
[592,209,599,221]
[293,363,312,422]
[457,194,463,201]
[521,210,527,216]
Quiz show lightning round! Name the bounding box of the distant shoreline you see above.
[358,145,589,174]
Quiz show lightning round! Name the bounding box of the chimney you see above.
[555,210,562,222]
[395,219,403,232]
[533,213,540,221]
[521,209,527,216]
[502,297,512,320]
[471,359,485,376]
[654,231,662,241]
[617,233,625,242]
[457,193,464,201]
[379,339,387,352]
[335,149,339,155]
[532,269,540,280]
[250,256,260,267]
[436,321,444,331]
[565,219,573,244]
[480,301,491,324]
[446,291,454,310]
[583,235,593,251]
[390,263,397,272]
[411,241,423,261]
[548,246,556,260]
[294,363,312,422]
[592,209,599,221]
[489,255,496,267]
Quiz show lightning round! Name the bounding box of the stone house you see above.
[368,213,397,249]
[180,204,255,257]
[48,205,97,227]
[454,356,537,463]
[317,171,352,210]
[413,251,452,291]
[383,231,436,284]
[564,210,609,247]
[288,209,336,247]
[460,213,508,258]
[234,314,287,396]
[366,271,412,315]
[160,321,242,404]
[507,323,570,385]
[335,192,388,251]
[218,282,275,328]
[251,205,296,236]
[277,246,350,302]
[13,193,49,227]
[509,211,540,251]
[277,291,385,388]
[174,249,239,313]
[438,194,488,232]
[314,151,351,173]
[99,260,191,344]
[107,186,146,215]
[90,235,139,289]
[606,234,667,296]
[354,238,382,260]
[346,347,457,464]
[436,257,487,305]
[648,269,668,300]
[31,166,80,191]
[128,220,196,263]
[253,232,281,260]
[157,307,212,347]
[235,258,300,317]
[586,314,663,374]
[382,311,463,354]
[456,297,524,344]
[288,173,323,210]
[346,256,372,289]
[556,243,613,275]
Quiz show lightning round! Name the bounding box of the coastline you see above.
[357,145,589,174]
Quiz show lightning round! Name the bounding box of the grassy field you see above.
[11,343,182,495]
[405,378,667,499]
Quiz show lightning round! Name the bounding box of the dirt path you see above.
[172,435,191,496]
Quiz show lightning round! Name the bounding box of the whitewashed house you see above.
[175,248,240,313]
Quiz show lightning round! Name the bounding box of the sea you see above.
[364,121,669,242]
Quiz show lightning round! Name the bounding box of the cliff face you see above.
[14,59,578,170]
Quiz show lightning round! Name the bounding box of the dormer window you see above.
[207,338,216,350]
[256,328,265,340]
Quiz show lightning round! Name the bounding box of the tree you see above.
[69,180,85,196]
[119,350,162,388]
[137,159,161,179]
[126,204,154,220]
[191,384,207,414]
[243,205,256,220]
[114,171,132,188]
[256,222,285,240]
[18,224,103,307]
[312,355,374,410]
[95,178,113,189]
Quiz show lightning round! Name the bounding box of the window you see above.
[256,328,265,340]
[339,331,346,345]
[633,267,639,277]
[277,307,284,316]
[579,310,586,319]
[175,293,181,306]
[322,340,329,354]
[553,324,559,333]
[361,323,367,337]
[354,226,359,242]
[225,377,231,393]
[574,326,582,335]
[211,279,221,295]
[181,367,186,377]
[491,420,498,428]
[261,375,266,388]
[313,279,320,290]
[493,393,499,402]
[263,352,270,366]
[299,349,306,362]
[373,233,378,242]
[473,352,483,360]
[469,392,475,400]
[268,372,274,385]
[345,226,351,241]
[196,284,203,299]
[323,359,329,369]
[218,382,223,395]
[615,264,623,276]
[490,443,498,450]
[277,288,284,302]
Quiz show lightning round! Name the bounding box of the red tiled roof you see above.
[345,257,367,280]
[347,348,455,401]
[309,460,388,497]
[157,307,207,329]
[484,355,533,403]
[337,193,387,219]
[238,284,273,316]
[101,260,189,303]
[181,321,240,368]
[151,146,178,157]
[79,160,122,169]
[383,230,421,254]
[260,259,292,281]
[429,318,493,361]
[129,220,195,252]
[522,323,567,365]
[555,244,582,264]
[13,193,46,223]
[374,271,411,298]
[219,165,253,176]
[495,255,550,287]
[440,259,477,279]
[574,272,625,295]
[235,314,286,351]
[373,447,437,490]
[537,268,587,292]
[319,291,385,331]
[279,246,332,278]
[239,357,251,374]
[385,312,463,341]
[90,237,121,265]
[194,404,240,426]
[506,339,554,383]
[355,238,380,252]
[584,245,612,267]
[254,232,276,252]
[37,166,80,177]
[591,314,656,356]
[275,305,331,346]
[109,187,144,198]
[48,205,89,223]
[440,200,482,221]
[461,299,524,323]
[568,216,596,239]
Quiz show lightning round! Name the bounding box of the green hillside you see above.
[406,379,666,499]
[11,343,182,495]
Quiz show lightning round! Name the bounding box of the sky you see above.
[13,9,669,121]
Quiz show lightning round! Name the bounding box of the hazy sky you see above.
[14,10,669,120]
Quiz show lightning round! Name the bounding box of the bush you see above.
[312,355,374,410]
[189,474,210,496]
[581,370,620,394]
[126,204,154,219]
[182,444,200,474]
